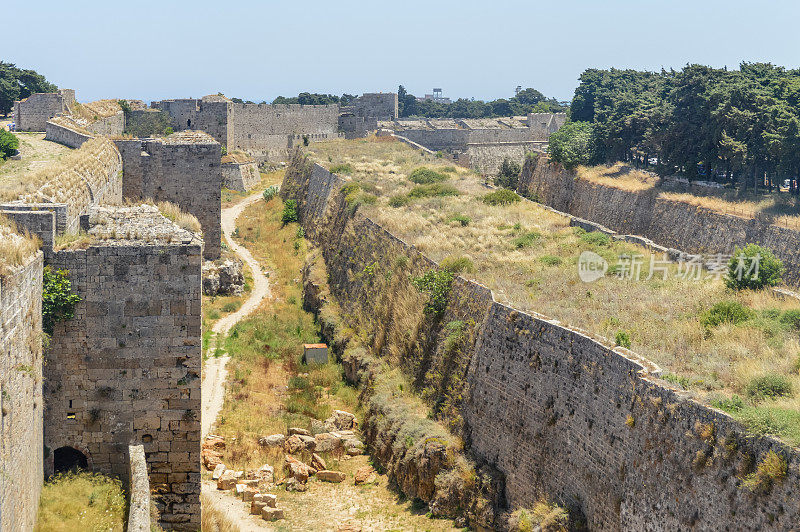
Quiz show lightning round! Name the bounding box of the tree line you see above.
[554,63,800,193]
[397,86,567,119]
[0,61,58,116]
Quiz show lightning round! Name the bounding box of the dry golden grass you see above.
[0,132,71,188]
[1,137,120,211]
[577,162,657,192]
[71,99,122,120]
[200,493,241,532]
[35,472,126,532]
[577,162,800,227]
[155,201,202,233]
[0,215,39,277]
[308,137,800,410]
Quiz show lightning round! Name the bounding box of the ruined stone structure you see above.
[221,153,260,192]
[0,250,44,532]
[283,158,800,530]
[150,95,339,160]
[45,206,202,530]
[517,156,800,285]
[379,114,563,174]
[342,93,398,121]
[13,89,76,131]
[1,118,205,531]
[114,131,222,259]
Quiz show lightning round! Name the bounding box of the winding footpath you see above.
[202,191,272,438]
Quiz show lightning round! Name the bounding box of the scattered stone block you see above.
[354,465,375,485]
[235,484,246,496]
[284,434,305,454]
[258,434,285,447]
[285,477,307,492]
[212,463,226,480]
[317,470,346,483]
[216,470,236,490]
[288,427,311,436]
[311,453,327,471]
[250,501,267,515]
[314,432,344,453]
[242,486,258,502]
[324,410,358,431]
[262,507,285,521]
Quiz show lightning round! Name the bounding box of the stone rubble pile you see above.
[204,411,365,523]
[202,257,245,296]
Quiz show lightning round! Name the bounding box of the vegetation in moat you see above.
[558,63,800,193]
[35,472,126,532]
[307,136,800,447]
[0,129,19,160]
[42,267,81,335]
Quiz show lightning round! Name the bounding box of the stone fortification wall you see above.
[221,160,260,192]
[526,112,567,138]
[45,118,93,148]
[13,89,75,131]
[44,207,202,530]
[87,112,125,136]
[0,251,44,532]
[127,445,151,532]
[343,93,398,120]
[464,143,544,175]
[282,157,800,530]
[114,132,222,259]
[0,206,59,258]
[397,128,470,151]
[124,109,171,137]
[13,135,122,233]
[517,157,800,285]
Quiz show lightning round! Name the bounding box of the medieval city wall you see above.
[221,161,260,192]
[0,252,44,532]
[13,90,74,132]
[87,112,125,136]
[45,238,202,531]
[283,158,800,530]
[344,93,399,120]
[113,133,222,259]
[517,157,800,285]
[124,109,172,138]
[230,102,339,156]
[45,119,93,148]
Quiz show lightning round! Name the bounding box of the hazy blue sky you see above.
[6,0,799,104]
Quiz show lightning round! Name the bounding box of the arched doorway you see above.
[53,446,88,474]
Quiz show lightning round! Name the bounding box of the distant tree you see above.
[496,157,521,189]
[340,93,357,106]
[0,61,57,116]
[548,121,596,169]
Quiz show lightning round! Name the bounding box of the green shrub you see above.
[700,301,753,328]
[742,451,787,493]
[281,199,299,224]
[662,372,691,389]
[42,267,82,335]
[745,374,793,400]
[511,231,541,249]
[440,255,474,274]
[725,244,784,290]
[220,145,227,156]
[710,394,745,413]
[262,185,279,202]
[408,183,460,198]
[615,330,631,348]
[481,189,520,206]
[221,301,241,313]
[388,194,411,207]
[580,231,611,246]
[441,166,457,173]
[539,255,562,266]
[409,167,448,184]
[164,126,174,136]
[548,120,596,169]
[780,309,800,330]
[0,130,19,160]
[411,269,455,316]
[447,213,471,226]
[330,163,354,174]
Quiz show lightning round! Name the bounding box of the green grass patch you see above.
[511,231,541,249]
[408,183,460,199]
[409,167,448,184]
[330,163,354,174]
[446,213,471,226]
[579,231,611,246]
[35,472,126,532]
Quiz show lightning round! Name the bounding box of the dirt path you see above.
[202,191,272,438]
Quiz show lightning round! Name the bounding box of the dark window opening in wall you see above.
[187,119,192,128]
[69,399,73,408]
[54,446,88,474]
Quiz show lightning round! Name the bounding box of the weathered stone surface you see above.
[284,434,305,454]
[242,486,258,502]
[261,507,285,521]
[324,410,358,431]
[288,427,311,436]
[354,466,375,485]
[250,501,267,515]
[284,455,314,483]
[202,258,244,296]
[284,477,307,492]
[317,470,346,483]
[212,464,226,480]
[217,470,236,491]
[259,434,285,447]
[311,453,327,471]
[314,432,344,453]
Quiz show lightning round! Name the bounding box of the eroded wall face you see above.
[282,160,800,530]
[44,243,202,531]
[13,93,67,131]
[0,253,44,532]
